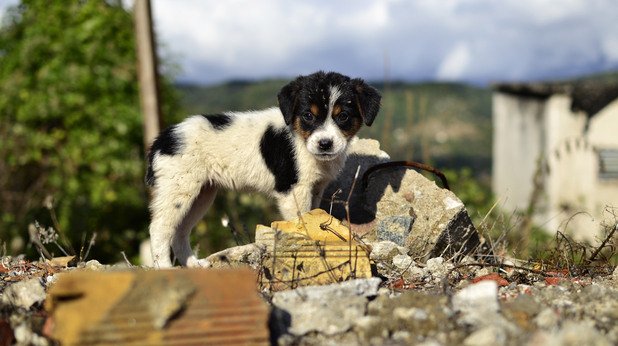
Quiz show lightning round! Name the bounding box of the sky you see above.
[1,0,618,85]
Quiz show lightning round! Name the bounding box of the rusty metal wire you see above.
[362,160,450,191]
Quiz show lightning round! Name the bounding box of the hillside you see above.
[175,80,493,173]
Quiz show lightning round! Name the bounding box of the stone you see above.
[463,325,507,346]
[321,138,484,261]
[362,291,455,342]
[256,209,372,290]
[392,254,413,271]
[1,278,46,309]
[200,243,266,270]
[613,265,618,281]
[453,281,499,314]
[375,215,414,245]
[271,278,381,336]
[369,241,401,262]
[453,281,501,328]
[425,257,454,280]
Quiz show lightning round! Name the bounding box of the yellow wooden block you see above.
[257,209,372,290]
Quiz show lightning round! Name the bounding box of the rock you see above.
[392,254,413,271]
[369,241,401,262]
[453,281,500,328]
[1,278,46,309]
[425,257,454,280]
[360,291,457,343]
[534,308,560,330]
[321,138,484,261]
[13,323,49,346]
[531,320,612,346]
[463,325,507,346]
[271,278,381,336]
[200,243,266,270]
[375,215,414,245]
[613,265,618,281]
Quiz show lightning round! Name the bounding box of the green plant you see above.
[0,0,179,262]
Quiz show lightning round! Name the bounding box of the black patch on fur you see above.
[278,71,381,130]
[260,125,298,193]
[145,125,181,186]
[202,113,232,130]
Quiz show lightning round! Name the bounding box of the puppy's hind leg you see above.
[173,183,218,267]
[149,178,210,268]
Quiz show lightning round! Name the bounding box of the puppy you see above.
[146,71,381,267]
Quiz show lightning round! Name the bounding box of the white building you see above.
[492,80,618,241]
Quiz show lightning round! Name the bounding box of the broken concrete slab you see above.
[45,268,269,345]
[321,138,484,262]
[256,209,372,291]
[359,291,457,344]
[271,278,381,336]
[200,243,266,270]
[1,278,46,310]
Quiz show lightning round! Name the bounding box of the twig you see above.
[28,223,53,260]
[120,251,133,267]
[588,222,617,263]
[82,232,97,261]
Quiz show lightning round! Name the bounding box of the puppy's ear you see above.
[278,77,303,125]
[351,78,381,126]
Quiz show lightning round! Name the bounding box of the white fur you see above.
[148,107,348,268]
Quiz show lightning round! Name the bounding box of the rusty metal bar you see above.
[362,160,450,190]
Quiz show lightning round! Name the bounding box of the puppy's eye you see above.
[301,112,314,123]
[336,111,350,124]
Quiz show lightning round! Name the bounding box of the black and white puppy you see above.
[146,71,381,267]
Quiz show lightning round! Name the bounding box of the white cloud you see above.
[437,42,472,81]
[1,0,617,84]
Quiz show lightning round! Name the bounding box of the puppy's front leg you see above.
[277,185,313,220]
[311,179,331,209]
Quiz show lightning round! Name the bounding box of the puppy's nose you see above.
[318,138,333,151]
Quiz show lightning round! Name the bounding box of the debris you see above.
[368,240,401,262]
[473,273,509,287]
[256,209,372,290]
[271,278,381,336]
[0,320,14,346]
[1,278,46,309]
[45,268,269,345]
[201,243,266,270]
[453,281,501,329]
[44,256,76,268]
[361,291,456,344]
[453,280,499,314]
[321,138,484,261]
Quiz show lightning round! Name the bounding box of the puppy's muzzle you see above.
[318,138,333,151]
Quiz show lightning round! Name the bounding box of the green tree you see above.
[0,0,178,262]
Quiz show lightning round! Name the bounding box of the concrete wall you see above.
[493,92,618,241]
[492,93,546,213]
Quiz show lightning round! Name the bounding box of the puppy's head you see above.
[278,71,381,161]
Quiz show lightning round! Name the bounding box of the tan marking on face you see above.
[332,104,342,116]
[310,104,319,116]
[293,116,312,140]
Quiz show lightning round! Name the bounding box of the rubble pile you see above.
[1,139,616,345]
